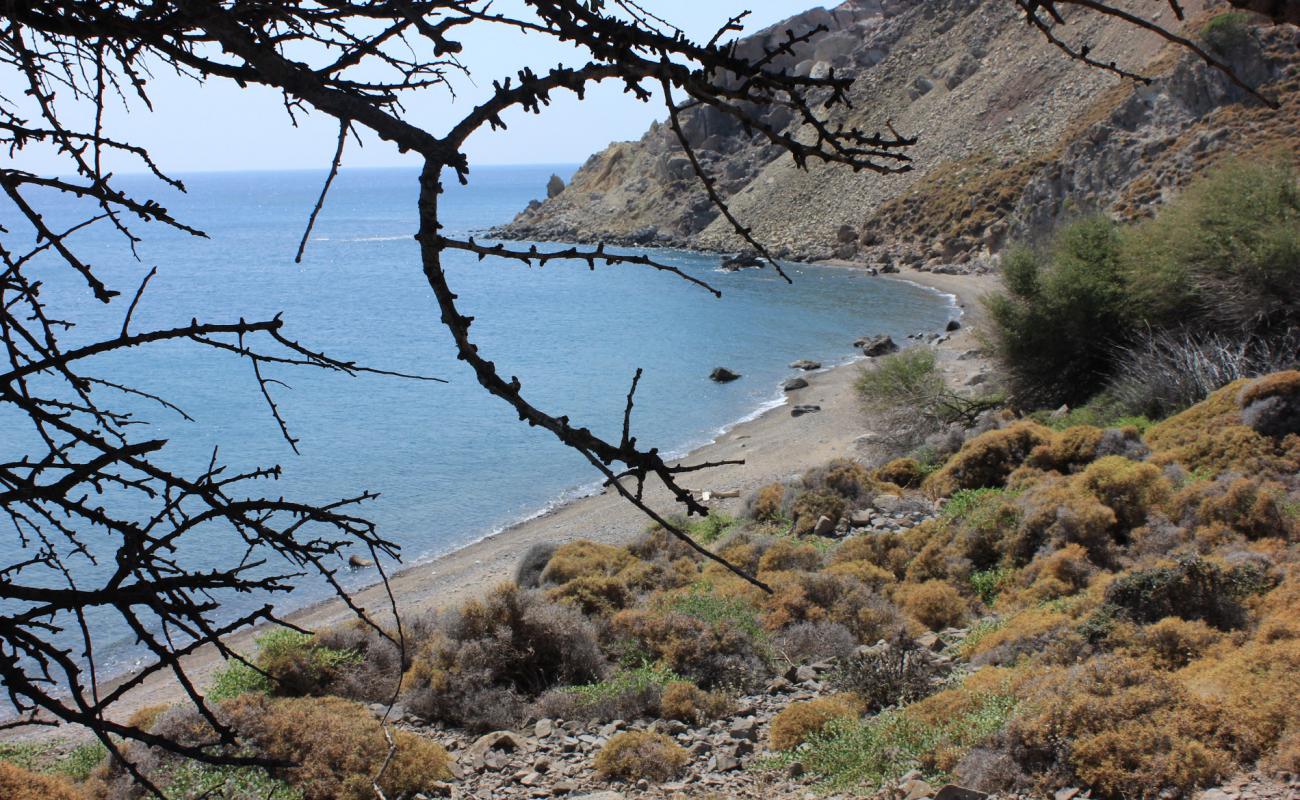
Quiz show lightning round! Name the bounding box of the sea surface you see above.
[2,165,955,678]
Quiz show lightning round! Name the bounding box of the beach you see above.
[23,265,998,732]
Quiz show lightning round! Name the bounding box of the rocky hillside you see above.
[493,0,1298,272]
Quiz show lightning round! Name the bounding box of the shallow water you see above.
[2,165,955,676]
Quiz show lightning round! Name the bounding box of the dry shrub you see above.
[966,606,1076,666]
[790,490,846,536]
[547,574,633,616]
[540,540,632,585]
[823,558,898,591]
[762,570,903,642]
[769,695,860,751]
[1009,478,1116,566]
[925,421,1053,497]
[658,681,733,724]
[1238,370,1300,408]
[0,762,85,800]
[1146,379,1300,476]
[744,482,790,522]
[876,457,925,489]
[831,532,912,579]
[1135,617,1224,669]
[403,583,604,730]
[609,604,766,690]
[224,694,452,800]
[1264,729,1300,776]
[895,579,969,631]
[1181,579,1300,760]
[126,703,170,733]
[758,539,822,573]
[1077,456,1170,532]
[802,459,879,504]
[1008,656,1232,797]
[1173,475,1299,541]
[593,731,688,782]
[773,621,858,664]
[903,531,970,585]
[1026,425,1105,473]
[833,641,942,712]
[314,619,413,703]
[514,541,557,588]
[1014,543,1096,605]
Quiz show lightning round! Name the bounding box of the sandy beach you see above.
[12,265,998,733]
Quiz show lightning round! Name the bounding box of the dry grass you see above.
[769,695,860,751]
[593,731,689,782]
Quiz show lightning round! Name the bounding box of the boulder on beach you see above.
[855,334,898,357]
[791,404,821,417]
[789,359,821,371]
[946,319,962,331]
[783,377,809,391]
[710,367,742,382]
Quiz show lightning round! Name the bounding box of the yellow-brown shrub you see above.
[546,574,632,616]
[224,694,453,800]
[593,731,688,781]
[658,681,732,724]
[758,539,822,573]
[963,605,1074,663]
[0,762,85,800]
[1238,370,1300,407]
[804,458,879,501]
[126,703,170,733]
[1009,479,1116,565]
[1173,476,1298,541]
[876,457,925,489]
[540,540,633,585]
[1078,456,1170,532]
[769,695,859,751]
[747,482,787,522]
[791,491,847,535]
[924,421,1053,497]
[1009,656,1232,797]
[830,532,912,578]
[1146,380,1300,476]
[896,579,969,631]
[1136,617,1223,669]
[1014,542,1095,605]
[1027,425,1105,473]
[823,558,896,591]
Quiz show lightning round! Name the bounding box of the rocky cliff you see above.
[493,0,1297,272]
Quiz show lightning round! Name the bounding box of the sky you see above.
[3,2,824,175]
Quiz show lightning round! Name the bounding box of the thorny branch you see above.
[0,0,1281,791]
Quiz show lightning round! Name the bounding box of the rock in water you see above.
[854,334,898,356]
[946,318,962,331]
[347,554,373,569]
[720,253,763,270]
[783,377,809,391]
[546,174,565,198]
[710,367,741,382]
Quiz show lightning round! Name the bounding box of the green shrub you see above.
[970,566,1015,606]
[770,695,861,751]
[1104,555,1271,629]
[1200,11,1252,52]
[857,349,1000,446]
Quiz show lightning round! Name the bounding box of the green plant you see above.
[857,349,1001,445]
[770,695,861,751]
[1201,11,1252,52]
[970,566,1015,606]
[151,761,303,799]
[686,513,738,544]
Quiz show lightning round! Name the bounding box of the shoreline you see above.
[7,264,998,735]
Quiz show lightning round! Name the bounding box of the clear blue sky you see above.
[5,3,823,174]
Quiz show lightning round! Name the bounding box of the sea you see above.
[1,164,956,679]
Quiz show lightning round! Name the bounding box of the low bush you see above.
[832,642,941,713]
[514,542,557,588]
[658,681,733,724]
[744,482,791,522]
[593,731,688,782]
[0,761,86,800]
[758,538,822,573]
[769,695,861,751]
[857,349,1001,449]
[534,665,676,722]
[791,490,847,535]
[224,695,452,800]
[403,584,605,730]
[1103,555,1270,629]
[773,621,858,665]
[610,595,768,690]
[1134,616,1224,669]
[876,457,925,489]
[924,422,1053,497]
[1201,10,1252,51]
[896,579,968,631]
[1007,656,1232,798]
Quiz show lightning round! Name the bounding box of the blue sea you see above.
[2,165,955,678]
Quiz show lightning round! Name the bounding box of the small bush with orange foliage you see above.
[1145,379,1300,476]
[658,681,733,724]
[593,731,688,782]
[895,579,969,631]
[876,457,925,489]
[1173,475,1299,541]
[924,421,1053,497]
[769,695,860,751]
[1026,425,1106,473]
[1013,543,1095,605]
[758,538,822,573]
[1007,655,1233,798]
[223,694,452,800]
[791,490,847,535]
[0,762,85,800]
[1133,616,1223,669]
[744,482,789,522]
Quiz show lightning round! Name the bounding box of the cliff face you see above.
[493,0,1297,272]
